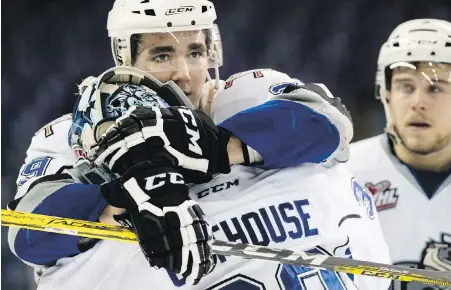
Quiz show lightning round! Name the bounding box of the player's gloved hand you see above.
[282,83,354,165]
[91,106,232,183]
[100,155,216,284]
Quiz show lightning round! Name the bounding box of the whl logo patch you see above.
[365,180,398,211]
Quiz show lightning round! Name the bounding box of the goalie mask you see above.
[69,66,192,160]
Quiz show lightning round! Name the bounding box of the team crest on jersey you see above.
[365,180,398,211]
[393,233,451,289]
[421,233,451,272]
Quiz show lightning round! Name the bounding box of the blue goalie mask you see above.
[69,66,192,160]
[103,83,169,118]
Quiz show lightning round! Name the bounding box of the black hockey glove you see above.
[91,106,232,183]
[100,156,216,284]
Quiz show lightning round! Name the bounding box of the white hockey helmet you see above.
[374,19,451,140]
[376,19,451,98]
[107,0,223,69]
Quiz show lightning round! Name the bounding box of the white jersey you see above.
[12,68,350,202]
[37,164,389,290]
[13,69,300,202]
[347,134,451,288]
[14,114,76,198]
[204,69,353,166]
[202,69,302,124]
[9,69,383,290]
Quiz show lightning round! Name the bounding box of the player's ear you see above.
[385,92,391,104]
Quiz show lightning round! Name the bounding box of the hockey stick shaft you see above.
[2,209,450,286]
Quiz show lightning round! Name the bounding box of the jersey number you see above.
[352,178,375,219]
[167,272,265,289]
[167,249,349,289]
[277,265,347,290]
[18,157,52,186]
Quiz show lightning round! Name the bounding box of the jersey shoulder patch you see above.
[24,114,75,177]
[224,69,272,89]
[34,114,72,138]
[210,69,302,124]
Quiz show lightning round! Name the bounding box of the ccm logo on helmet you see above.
[165,6,195,16]
[407,39,438,45]
[178,108,202,155]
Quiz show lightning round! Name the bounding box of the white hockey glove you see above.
[281,83,354,166]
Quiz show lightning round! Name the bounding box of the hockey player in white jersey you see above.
[6,0,366,288]
[25,66,389,290]
[347,19,451,290]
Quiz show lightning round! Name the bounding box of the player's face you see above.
[133,31,209,108]
[387,62,451,155]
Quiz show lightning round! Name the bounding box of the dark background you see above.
[2,0,450,288]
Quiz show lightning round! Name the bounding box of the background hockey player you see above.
[347,18,451,290]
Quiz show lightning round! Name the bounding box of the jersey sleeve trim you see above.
[8,181,108,266]
[218,99,340,168]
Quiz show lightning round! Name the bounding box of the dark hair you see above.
[130,29,212,65]
[130,34,143,65]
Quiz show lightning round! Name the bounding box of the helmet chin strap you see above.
[381,90,402,145]
[203,63,220,114]
[382,95,417,158]
[386,126,403,149]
